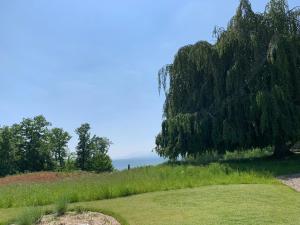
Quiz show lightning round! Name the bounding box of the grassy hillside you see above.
[0,162,277,208]
[1,154,300,208]
[1,151,300,224]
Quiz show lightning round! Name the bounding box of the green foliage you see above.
[0,127,18,176]
[157,0,300,159]
[14,207,42,225]
[76,123,113,172]
[88,136,113,172]
[49,128,71,169]
[16,115,53,172]
[89,153,113,173]
[63,153,77,171]
[0,115,72,176]
[55,198,68,216]
[0,117,112,177]
[75,123,91,170]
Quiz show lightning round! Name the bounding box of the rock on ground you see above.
[278,174,300,192]
[37,212,121,225]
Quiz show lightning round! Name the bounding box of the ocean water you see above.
[112,156,166,171]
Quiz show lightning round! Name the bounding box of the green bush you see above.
[55,198,68,216]
[88,153,113,173]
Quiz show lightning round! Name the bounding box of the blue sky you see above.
[0,0,298,159]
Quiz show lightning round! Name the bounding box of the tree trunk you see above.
[273,141,293,159]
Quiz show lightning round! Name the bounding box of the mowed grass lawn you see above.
[73,184,300,225]
[1,184,300,225]
[1,151,300,224]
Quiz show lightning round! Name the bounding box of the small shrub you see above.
[15,207,42,225]
[55,198,68,216]
[88,153,114,173]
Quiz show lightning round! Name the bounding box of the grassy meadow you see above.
[0,149,300,225]
[0,163,277,208]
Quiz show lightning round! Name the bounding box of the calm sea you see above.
[112,156,166,171]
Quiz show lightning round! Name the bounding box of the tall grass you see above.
[14,207,42,225]
[184,147,273,164]
[55,198,68,216]
[0,149,299,209]
[0,164,275,208]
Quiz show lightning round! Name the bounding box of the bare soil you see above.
[0,172,84,186]
[278,174,300,192]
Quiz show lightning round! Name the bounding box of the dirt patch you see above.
[0,172,84,186]
[278,174,300,192]
[37,212,121,225]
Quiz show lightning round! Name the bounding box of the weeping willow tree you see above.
[156,0,300,159]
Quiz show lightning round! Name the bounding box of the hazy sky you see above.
[0,0,298,159]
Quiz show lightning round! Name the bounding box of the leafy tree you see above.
[65,152,77,171]
[0,127,18,176]
[0,116,113,176]
[156,0,300,159]
[88,136,113,172]
[49,128,71,168]
[75,123,91,170]
[17,115,54,171]
[75,124,113,172]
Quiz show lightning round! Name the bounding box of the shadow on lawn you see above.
[167,153,300,177]
[224,154,300,176]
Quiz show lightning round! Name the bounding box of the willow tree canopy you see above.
[156,0,300,159]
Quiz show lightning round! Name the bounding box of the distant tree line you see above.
[156,0,300,159]
[0,115,113,177]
